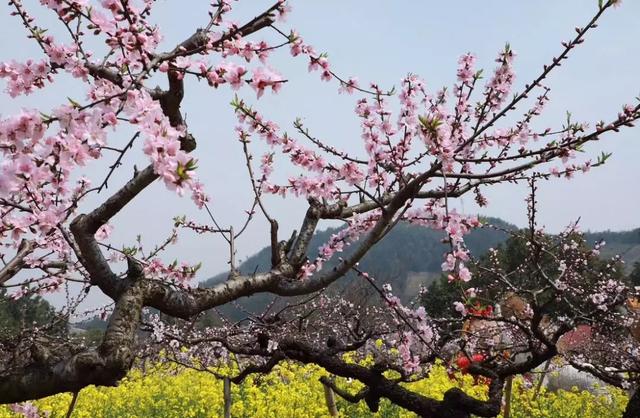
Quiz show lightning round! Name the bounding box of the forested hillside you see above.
[201,218,640,318]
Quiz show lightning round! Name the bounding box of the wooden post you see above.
[503,375,513,418]
[223,377,232,418]
[322,381,339,417]
[533,358,551,400]
[65,391,79,418]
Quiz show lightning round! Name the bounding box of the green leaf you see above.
[230,95,240,109]
[67,97,81,108]
[122,246,138,256]
[597,151,612,164]
[173,215,186,227]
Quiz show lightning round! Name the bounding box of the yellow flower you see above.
[0,360,628,418]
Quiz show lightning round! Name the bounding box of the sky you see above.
[1,0,639,306]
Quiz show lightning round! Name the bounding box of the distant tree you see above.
[422,230,624,318]
[629,262,640,287]
[0,288,62,337]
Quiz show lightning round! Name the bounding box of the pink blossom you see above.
[453,301,467,316]
[95,224,114,240]
[338,77,359,95]
[338,162,365,185]
[250,67,284,98]
[9,402,42,418]
[220,62,247,90]
[298,262,317,279]
[458,266,472,282]
[456,53,476,84]
[0,59,51,97]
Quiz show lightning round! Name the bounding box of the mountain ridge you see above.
[201,218,640,314]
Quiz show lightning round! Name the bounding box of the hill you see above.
[203,216,513,295]
[200,217,514,318]
[200,218,640,318]
[584,228,640,267]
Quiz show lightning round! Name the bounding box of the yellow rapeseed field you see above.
[0,361,628,417]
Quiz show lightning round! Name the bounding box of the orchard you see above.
[0,1,639,417]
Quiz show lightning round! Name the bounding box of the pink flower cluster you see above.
[250,67,284,98]
[234,103,366,200]
[456,53,477,85]
[126,89,209,208]
[144,258,201,285]
[378,282,437,373]
[0,98,117,253]
[484,45,516,111]
[9,402,44,418]
[0,59,51,97]
[405,203,480,282]
[170,58,283,99]
[299,210,382,279]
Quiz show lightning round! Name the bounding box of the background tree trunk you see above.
[323,381,339,416]
[503,376,513,418]
[223,377,232,418]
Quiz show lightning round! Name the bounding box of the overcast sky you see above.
[1,1,639,304]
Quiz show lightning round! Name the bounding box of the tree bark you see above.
[623,387,640,418]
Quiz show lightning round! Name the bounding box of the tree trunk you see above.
[623,387,640,418]
[323,381,339,416]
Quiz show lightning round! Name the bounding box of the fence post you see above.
[223,377,232,418]
[503,375,513,418]
[533,358,552,400]
[322,380,339,416]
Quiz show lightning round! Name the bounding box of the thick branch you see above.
[0,282,145,403]
[0,240,34,285]
[143,272,281,320]
[274,173,429,296]
[288,203,320,267]
[279,340,504,418]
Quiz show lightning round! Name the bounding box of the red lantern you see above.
[456,356,471,370]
